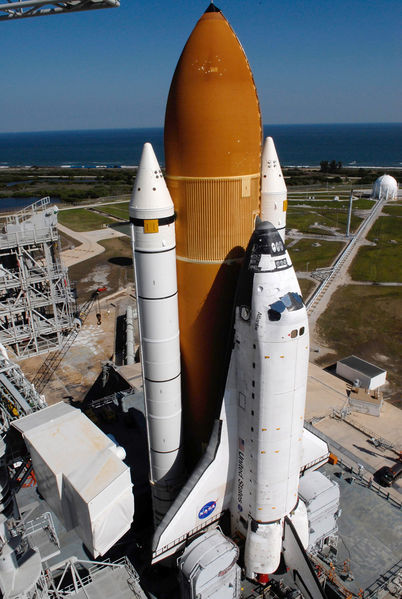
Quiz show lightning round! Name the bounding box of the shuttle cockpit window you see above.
[268,307,283,321]
[268,292,304,321]
[281,292,303,311]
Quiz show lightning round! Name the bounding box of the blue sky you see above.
[1,0,401,132]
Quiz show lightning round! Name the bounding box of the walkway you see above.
[58,223,126,268]
[306,197,385,328]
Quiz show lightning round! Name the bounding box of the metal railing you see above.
[362,559,402,599]
[24,512,59,548]
[152,515,221,561]
[336,456,402,510]
[306,198,384,314]
[304,422,402,509]
[56,557,144,596]
[331,408,400,453]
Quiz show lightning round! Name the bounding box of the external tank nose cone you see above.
[204,2,221,12]
[164,4,261,178]
[130,143,173,220]
[261,136,286,193]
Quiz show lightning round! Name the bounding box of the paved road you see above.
[58,222,125,267]
[58,196,130,212]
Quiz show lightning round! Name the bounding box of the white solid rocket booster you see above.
[261,137,288,241]
[129,143,183,523]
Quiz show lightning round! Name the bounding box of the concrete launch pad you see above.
[17,289,135,402]
[306,363,401,490]
[319,462,402,596]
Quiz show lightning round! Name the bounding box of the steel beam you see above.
[0,0,119,21]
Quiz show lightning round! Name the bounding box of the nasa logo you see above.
[198,501,216,520]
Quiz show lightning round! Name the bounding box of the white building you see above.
[336,355,386,390]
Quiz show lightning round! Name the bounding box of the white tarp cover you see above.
[13,402,134,557]
[298,470,340,550]
[301,428,329,472]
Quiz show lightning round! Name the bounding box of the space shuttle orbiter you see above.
[151,217,322,581]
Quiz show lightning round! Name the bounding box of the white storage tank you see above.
[372,175,398,201]
[336,355,386,390]
[178,528,240,599]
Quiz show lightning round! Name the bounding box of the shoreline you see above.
[1,164,401,171]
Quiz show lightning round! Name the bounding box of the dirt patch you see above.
[19,300,132,404]
[315,285,402,407]
[68,236,134,302]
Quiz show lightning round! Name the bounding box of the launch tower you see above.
[0,198,75,358]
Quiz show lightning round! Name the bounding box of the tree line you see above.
[320,160,342,173]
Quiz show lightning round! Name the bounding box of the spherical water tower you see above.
[372,174,398,200]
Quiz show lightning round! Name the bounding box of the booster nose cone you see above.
[261,137,286,194]
[261,137,287,241]
[130,142,173,221]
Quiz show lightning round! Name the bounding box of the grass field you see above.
[382,205,402,216]
[58,208,115,231]
[350,216,402,282]
[319,209,362,232]
[287,206,362,235]
[96,202,130,220]
[289,239,345,271]
[288,198,375,210]
[316,285,402,405]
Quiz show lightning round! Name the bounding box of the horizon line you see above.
[1,122,401,136]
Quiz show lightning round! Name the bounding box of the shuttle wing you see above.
[301,428,329,474]
[152,362,238,563]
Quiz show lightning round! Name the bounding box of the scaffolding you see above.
[0,198,75,358]
[0,346,46,435]
[0,0,120,22]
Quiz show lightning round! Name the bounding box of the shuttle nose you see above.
[249,222,286,263]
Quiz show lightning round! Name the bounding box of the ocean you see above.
[0,123,401,169]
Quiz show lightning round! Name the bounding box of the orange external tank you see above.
[164,3,262,461]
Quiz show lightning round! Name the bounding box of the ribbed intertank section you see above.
[164,6,262,460]
[169,176,260,262]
